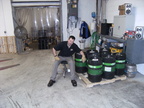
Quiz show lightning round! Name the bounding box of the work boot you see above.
[47,80,55,87]
[71,80,77,87]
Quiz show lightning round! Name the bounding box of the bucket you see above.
[80,42,85,49]
[126,63,137,78]
[102,55,116,79]
[79,40,85,49]
[87,56,103,82]
[75,53,87,73]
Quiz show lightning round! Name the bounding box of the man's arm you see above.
[52,48,57,57]
[80,51,85,57]
[52,48,60,60]
[80,51,86,62]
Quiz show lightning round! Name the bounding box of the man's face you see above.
[67,38,74,46]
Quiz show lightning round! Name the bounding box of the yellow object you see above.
[54,56,60,61]
[110,47,123,53]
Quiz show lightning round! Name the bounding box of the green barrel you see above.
[115,53,126,76]
[99,48,110,58]
[102,55,116,79]
[87,56,103,82]
[75,53,87,73]
[86,50,99,59]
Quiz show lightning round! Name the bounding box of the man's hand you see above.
[54,56,60,61]
[82,55,86,63]
[80,51,86,63]
[53,48,60,61]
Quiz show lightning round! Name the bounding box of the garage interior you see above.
[0,0,144,108]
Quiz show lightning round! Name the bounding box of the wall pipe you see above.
[96,0,107,33]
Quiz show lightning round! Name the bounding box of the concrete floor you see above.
[0,50,144,108]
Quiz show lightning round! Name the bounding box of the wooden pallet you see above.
[77,73,127,87]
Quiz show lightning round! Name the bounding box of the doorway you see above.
[12,4,61,53]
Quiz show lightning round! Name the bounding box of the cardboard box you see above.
[118,3,132,15]
[118,4,125,15]
[119,10,125,15]
[118,5,125,10]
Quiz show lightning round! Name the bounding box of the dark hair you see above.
[69,35,75,40]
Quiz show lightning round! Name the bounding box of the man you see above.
[47,36,86,87]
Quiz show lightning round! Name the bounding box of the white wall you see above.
[106,0,144,27]
[0,0,14,36]
[61,0,67,41]
[62,0,96,48]
[78,0,96,48]
[0,0,6,36]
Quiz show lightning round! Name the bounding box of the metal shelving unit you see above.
[101,35,126,43]
[100,34,127,53]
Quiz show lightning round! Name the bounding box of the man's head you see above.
[67,36,75,46]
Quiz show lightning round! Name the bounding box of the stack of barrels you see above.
[75,49,126,83]
[86,50,103,82]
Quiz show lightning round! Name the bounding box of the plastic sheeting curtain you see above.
[14,7,60,39]
[14,8,30,27]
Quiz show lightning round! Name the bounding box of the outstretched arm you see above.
[52,48,60,61]
[52,48,57,57]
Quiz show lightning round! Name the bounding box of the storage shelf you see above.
[100,35,126,43]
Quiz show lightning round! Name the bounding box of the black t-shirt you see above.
[54,41,81,57]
